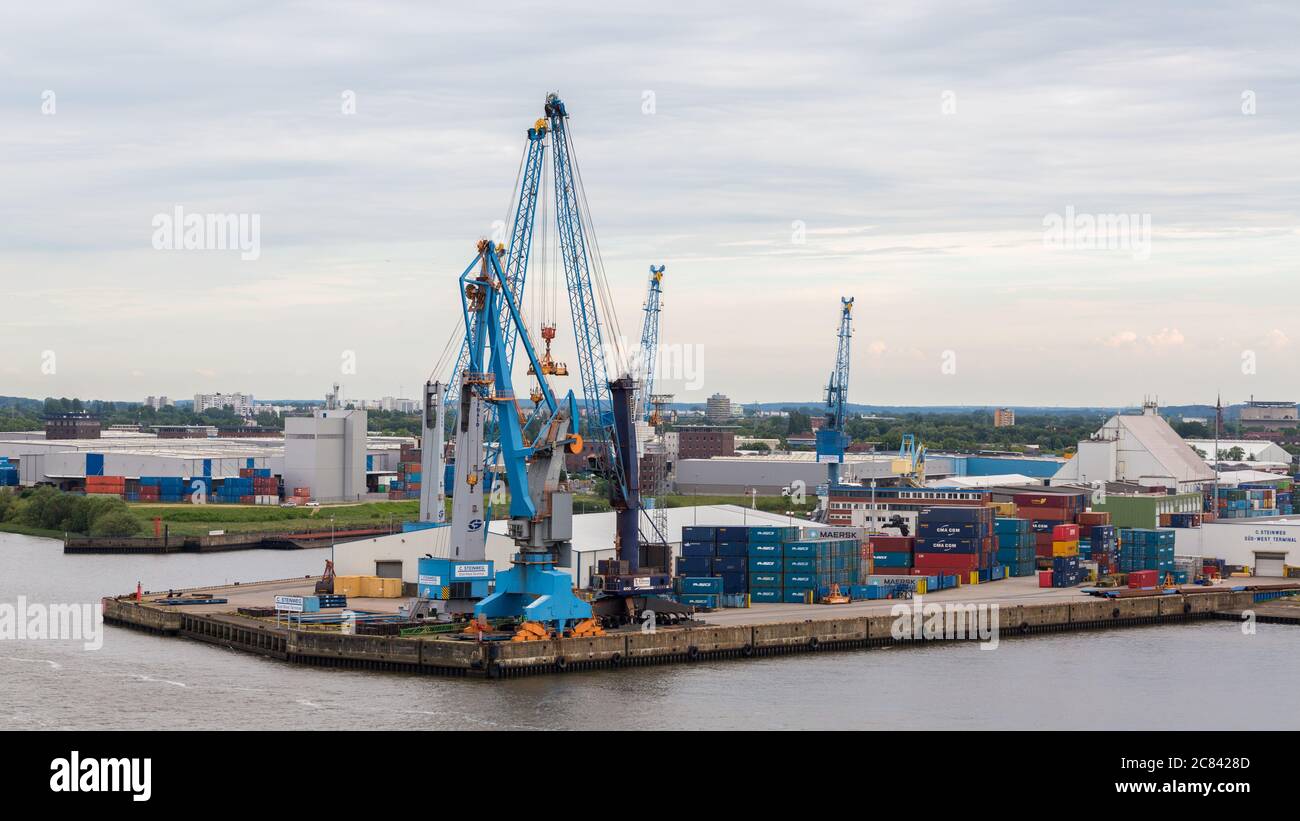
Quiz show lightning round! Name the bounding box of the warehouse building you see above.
[1238,399,1297,431]
[675,453,957,496]
[1050,402,1215,492]
[0,421,411,499]
[1167,520,1297,576]
[1183,439,1292,465]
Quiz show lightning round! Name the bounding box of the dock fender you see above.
[808,636,819,650]
[609,652,622,667]
[741,644,754,658]
[686,645,699,660]
[1111,607,1120,618]
[1183,601,1192,614]
[555,656,567,672]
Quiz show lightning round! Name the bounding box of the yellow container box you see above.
[1051,541,1079,557]
[333,575,363,597]
[360,575,385,597]
[380,577,403,598]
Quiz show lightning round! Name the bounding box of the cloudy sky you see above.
[2,1,1297,408]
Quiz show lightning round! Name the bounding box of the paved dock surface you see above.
[135,575,1299,627]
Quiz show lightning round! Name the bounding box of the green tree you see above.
[90,510,142,537]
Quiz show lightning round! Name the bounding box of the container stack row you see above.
[676,524,862,606]
[994,518,1035,577]
[914,505,996,583]
[1118,528,1175,576]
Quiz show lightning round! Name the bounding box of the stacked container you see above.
[85,475,126,496]
[870,534,915,571]
[1050,523,1079,557]
[1119,528,1175,576]
[913,506,995,582]
[994,518,1035,577]
[1083,525,1118,574]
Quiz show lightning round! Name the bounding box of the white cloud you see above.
[1145,328,1186,347]
[1105,331,1138,348]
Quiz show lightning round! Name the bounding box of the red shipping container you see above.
[1128,570,1158,588]
[1038,570,1053,588]
[870,535,915,553]
[1051,524,1079,541]
[913,552,979,572]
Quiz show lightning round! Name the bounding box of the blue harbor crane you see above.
[634,265,665,423]
[452,239,601,636]
[816,297,854,488]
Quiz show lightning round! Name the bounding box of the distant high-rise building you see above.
[993,408,1015,427]
[194,392,254,416]
[144,396,170,410]
[705,393,732,424]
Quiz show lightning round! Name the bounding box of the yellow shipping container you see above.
[992,501,1016,517]
[380,577,403,598]
[360,576,385,597]
[334,575,364,597]
[1052,541,1079,556]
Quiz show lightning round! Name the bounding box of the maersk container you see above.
[749,572,781,588]
[747,556,781,573]
[747,542,781,558]
[751,589,782,603]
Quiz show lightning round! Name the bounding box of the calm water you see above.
[1,532,1295,731]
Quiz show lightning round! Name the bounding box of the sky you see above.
[1,1,1298,408]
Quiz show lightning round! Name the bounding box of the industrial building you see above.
[1238,399,1298,431]
[1050,402,1215,492]
[283,408,369,502]
[1183,439,1292,466]
[993,408,1015,427]
[676,453,959,497]
[0,417,411,501]
[45,413,102,440]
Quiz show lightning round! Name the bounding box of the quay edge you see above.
[101,588,1276,680]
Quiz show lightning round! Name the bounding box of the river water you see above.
[1,532,1295,731]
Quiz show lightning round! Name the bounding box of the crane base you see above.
[473,554,593,632]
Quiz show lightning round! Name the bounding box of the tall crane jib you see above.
[815,297,854,488]
[634,265,665,423]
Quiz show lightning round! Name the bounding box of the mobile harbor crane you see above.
[420,95,690,634]
[812,297,853,521]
